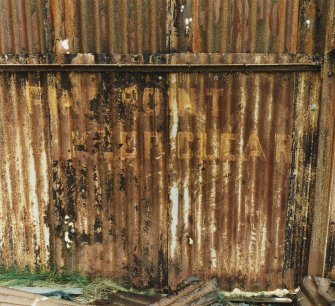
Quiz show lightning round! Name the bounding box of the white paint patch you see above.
[211,247,217,269]
[40,149,50,260]
[28,149,40,240]
[170,182,179,257]
[61,39,69,50]
[183,179,190,228]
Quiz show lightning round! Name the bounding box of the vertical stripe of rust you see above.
[0,75,9,266]
[32,73,52,268]
[271,74,293,287]
[207,0,214,52]
[232,0,242,52]
[49,0,61,54]
[23,0,33,54]
[259,73,274,289]
[245,74,260,288]
[277,0,287,53]
[192,74,206,284]
[70,72,89,273]
[9,0,20,53]
[0,74,16,267]
[35,0,45,54]
[180,74,192,282]
[157,74,169,287]
[191,0,200,52]
[247,0,257,52]
[47,73,63,270]
[9,74,30,268]
[64,0,74,53]
[6,0,15,53]
[220,75,233,286]
[297,1,316,54]
[8,74,29,267]
[262,0,271,52]
[289,0,299,53]
[93,1,101,53]
[15,0,27,54]
[77,0,87,53]
[149,0,158,53]
[120,0,128,54]
[127,75,141,285]
[135,0,143,53]
[107,0,115,54]
[220,1,230,52]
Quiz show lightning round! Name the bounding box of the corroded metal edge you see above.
[0,63,321,72]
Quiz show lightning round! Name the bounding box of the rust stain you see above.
[0,0,329,293]
[0,68,322,289]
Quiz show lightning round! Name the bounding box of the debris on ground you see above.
[93,291,162,305]
[149,277,220,305]
[10,286,83,300]
[222,287,293,304]
[0,286,89,305]
[296,275,335,305]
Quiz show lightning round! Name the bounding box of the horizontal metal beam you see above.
[0,63,321,72]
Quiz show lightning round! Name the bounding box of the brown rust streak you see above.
[106,0,115,54]
[191,0,200,52]
[120,0,128,54]
[93,1,101,54]
[277,0,287,53]
[149,0,158,53]
[0,74,16,267]
[232,0,242,52]
[287,0,299,53]
[135,0,143,54]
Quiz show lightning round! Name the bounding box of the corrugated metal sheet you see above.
[167,71,321,290]
[0,0,168,55]
[0,0,332,293]
[0,67,321,290]
[0,0,325,55]
[47,70,169,287]
[0,72,51,269]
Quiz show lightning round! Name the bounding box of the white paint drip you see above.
[40,149,50,261]
[170,182,179,257]
[183,179,190,228]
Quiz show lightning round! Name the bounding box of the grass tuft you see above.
[0,267,160,304]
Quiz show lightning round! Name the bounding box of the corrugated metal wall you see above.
[167,71,321,290]
[0,0,325,55]
[0,0,333,291]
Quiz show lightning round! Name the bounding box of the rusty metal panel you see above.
[167,71,321,290]
[169,0,323,54]
[0,68,322,290]
[50,0,168,54]
[283,72,321,288]
[0,0,168,55]
[0,0,325,56]
[0,0,52,54]
[0,72,51,268]
[47,71,169,287]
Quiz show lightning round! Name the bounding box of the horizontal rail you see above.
[0,63,321,72]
